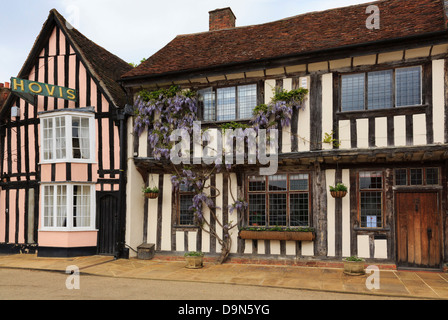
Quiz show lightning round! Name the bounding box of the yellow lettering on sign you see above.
[29,82,43,94]
[59,87,63,98]
[13,78,25,92]
[67,89,76,101]
[44,84,55,96]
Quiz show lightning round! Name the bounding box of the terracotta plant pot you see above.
[331,191,347,198]
[343,260,366,276]
[185,256,204,269]
[239,230,315,241]
[144,192,159,199]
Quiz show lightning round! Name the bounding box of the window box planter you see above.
[239,228,315,241]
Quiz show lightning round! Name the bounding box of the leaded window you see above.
[247,173,311,227]
[359,171,383,228]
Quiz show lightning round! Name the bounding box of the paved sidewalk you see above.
[0,254,447,299]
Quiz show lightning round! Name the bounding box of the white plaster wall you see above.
[433,59,445,144]
[326,169,336,257]
[322,73,334,150]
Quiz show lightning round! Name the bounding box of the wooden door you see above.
[96,192,119,256]
[396,192,442,269]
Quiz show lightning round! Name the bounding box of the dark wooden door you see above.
[96,192,119,256]
[396,192,442,269]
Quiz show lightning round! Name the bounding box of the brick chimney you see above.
[0,82,11,109]
[209,7,236,31]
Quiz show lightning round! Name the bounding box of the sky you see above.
[0,0,372,82]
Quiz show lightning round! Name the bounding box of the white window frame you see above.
[39,110,96,164]
[40,183,96,232]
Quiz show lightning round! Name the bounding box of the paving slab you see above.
[0,254,447,299]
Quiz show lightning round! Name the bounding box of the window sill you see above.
[39,228,98,232]
[336,104,428,120]
[39,160,97,165]
[353,227,391,232]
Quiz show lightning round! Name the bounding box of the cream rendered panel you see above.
[244,240,253,254]
[147,174,159,246]
[176,232,184,252]
[342,169,351,257]
[265,79,276,103]
[257,238,266,254]
[357,235,370,259]
[161,174,173,251]
[286,241,296,256]
[215,174,223,252]
[326,169,336,257]
[125,117,146,258]
[413,114,427,145]
[138,128,148,157]
[375,117,388,147]
[282,78,292,153]
[338,120,351,149]
[201,178,211,253]
[301,242,314,256]
[433,59,445,144]
[229,173,239,254]
[394,116,407,146]
[374,240,388,259]
[322,73,333,150]
[270,240,281,255]
[298,76,311,151]
[357,118,369,148]
[188,231,198,252]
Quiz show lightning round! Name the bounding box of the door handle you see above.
[427,228,433,240]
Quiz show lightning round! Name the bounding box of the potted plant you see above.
[330,183,348,198]
[143,186,159,199]
[184,251,204,269]
[343,256,366,276]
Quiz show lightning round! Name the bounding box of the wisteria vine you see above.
[133,85,308,263]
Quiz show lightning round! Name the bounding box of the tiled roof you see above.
[122,0,448,80]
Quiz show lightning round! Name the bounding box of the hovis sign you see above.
[11,77,77,103]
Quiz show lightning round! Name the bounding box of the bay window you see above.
[41,184,96,231]
[40,110,95,163]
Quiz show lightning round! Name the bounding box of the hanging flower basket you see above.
[143,186,159,199]
[144,192,159,199]
[330,183,348,198]
[330,191,347,199]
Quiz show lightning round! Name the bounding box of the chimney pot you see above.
[5,82,9,88]
[0,83,3,88]
[209,7,236,31]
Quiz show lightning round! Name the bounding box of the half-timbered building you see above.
[0,9,132,258]
[121,0,448,270]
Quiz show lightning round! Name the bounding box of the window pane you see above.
[396,67,421,107]
[368,70,393,110]
[426,168,439,185]
[179,194,194,226]
[217,87,236,121]
[55,117,66,159]
[341,74,365,111]
[43,186,54,227]
[268,175,287,191]
[290,174,309,191]
[72,117,90,160]
[248,176,266,192]
[249,194,266,226]
[360,171,383,189]
[56,186,67,227]
[238,84,257,119]
[43,118,54,160]
[395,169,408,186]
[269,194,287,226]
[290,193,309,227]
[199,88,215,122]
[360,191,382,228]
[410,169,423,185]
[73,185,91,228]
